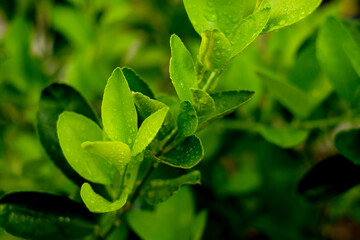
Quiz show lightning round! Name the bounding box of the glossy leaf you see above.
[0,192,95,240]
[262,0,322,33]
[298,155,360,202]
[183,0,245,36]
[198,29,232,71]
[229,1,271,58]
[134,92,175,153]
[159,135,204,168]
[82,141,131,168]
[258,125,309,148]
[335,128,360,164]
[102,67,138,145]
[37,83,99,185]
[81,183,128,213]
[198,90,254,130]
[169,34,198,103]
[317,17,359,102]
[177,101,198,137]
[133,92,168,120]
[132,107,169,156]
[122,67,155,99]
[57,111,115,184]
[143,171,201,205]
[191,89,215,116]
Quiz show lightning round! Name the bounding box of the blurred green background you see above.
[1,0,360,239]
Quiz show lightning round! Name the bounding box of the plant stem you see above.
[129,164,155,203]
[202,71,217,92]
[95,164,155,239]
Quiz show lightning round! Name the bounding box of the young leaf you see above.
[177,101,198,137]
[258,125,309,148]
[143,171,201,205]
[262,0,322,33]
[198,29,232,71]
[191,89,215,116]
[122,67,155,99]
[57,111,116,185]
[102,67,138,146]
[229,0,271,58]
[159,135,204,168]
[37,83,99,185]
[183,0,246,36]
[0,192,95,240]
[198,90,254,130]
[133,92,175,153]
[133,92,168,120]
[82,141,131,168]
[298,155,360,202]
[81,183,128,213]
[132,107,170,156]
[317,17,359,102]
[334,128,360,164]
[169,34,198,103]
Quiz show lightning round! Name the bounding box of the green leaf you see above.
[0,192,95,240]
[183,0,246,36]
[37,83,99,185]
[258,125,309,148]
[81,141,131,168]
[133,92,168,121]
[127,187,204,240]
[261,75,311,119]
[198,90,254,130]
[80,183,128,213]
[169,34,198,103]
[102,67,138,145]
[288,43,333,111]
[132,107,170,156]
[229,1,271,58]
[143,171,201,205]
[133,92,175,153]
[159,135,204,168]
[335,128,360,164]
[57,111,116,184]
[177,101,198,137]
[191,89,215,116]
[298,155,360,202]
[191,210,208,240]
[122,67,155,99]
[317,17,360,102]
[262,0,322,33]
[198,29,232,71]
[344,42,360,77]
[52,6,92,47]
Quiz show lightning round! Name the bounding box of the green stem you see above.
[95,163,156,239]
[129,164,155,203]
[202,71,218,92]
